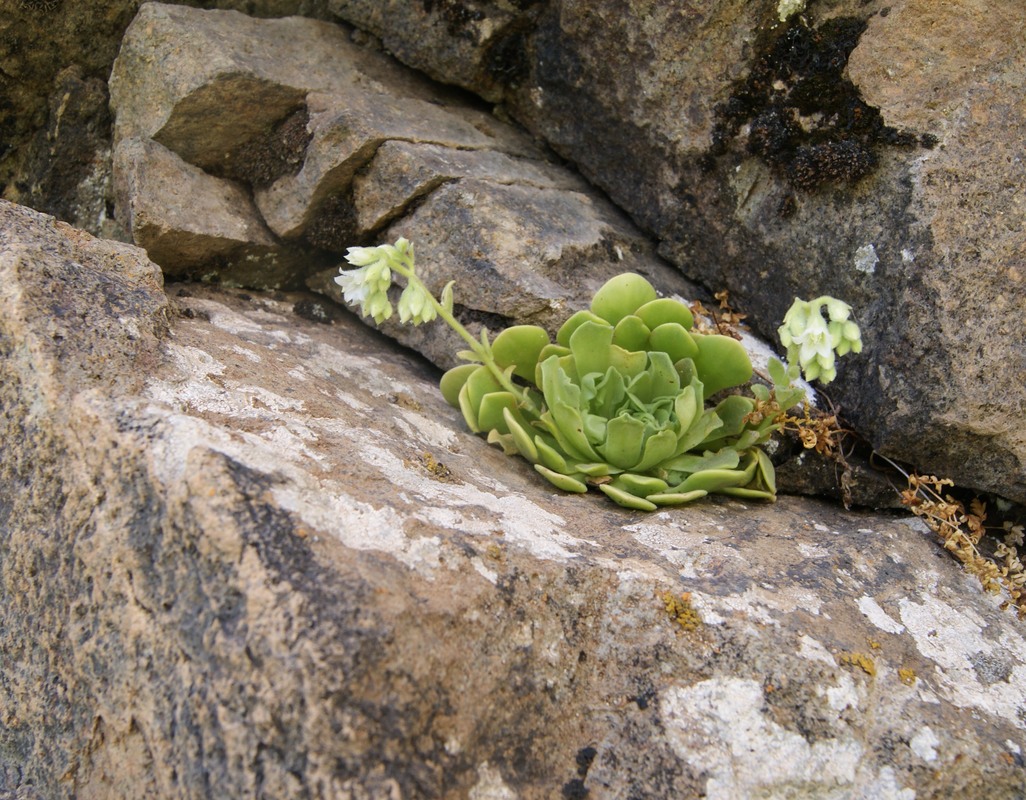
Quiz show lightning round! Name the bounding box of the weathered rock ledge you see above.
[3,202,1026,798]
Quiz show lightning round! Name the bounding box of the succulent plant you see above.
[336,240,860,511]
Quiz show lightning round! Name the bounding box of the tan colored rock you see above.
[352,140,589,233]
[4,199,1026,798]
[254,86,535,239]
[113,136,330,288]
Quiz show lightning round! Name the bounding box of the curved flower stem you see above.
[390,254,540,413]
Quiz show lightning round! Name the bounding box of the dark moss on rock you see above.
[711,14,932,192]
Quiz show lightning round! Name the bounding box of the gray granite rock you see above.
[4,200,1026,799]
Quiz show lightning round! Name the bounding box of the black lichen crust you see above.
[711,15,936,192]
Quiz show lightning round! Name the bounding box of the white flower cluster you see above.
[334,238,437,325]
[778,296,862,384]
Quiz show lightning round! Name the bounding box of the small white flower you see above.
[334,265,373,306]
[778,296,861,385]
[398,282,437,325]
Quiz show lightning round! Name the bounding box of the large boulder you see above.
[325,0,1026,503]
[4,201,1026,798]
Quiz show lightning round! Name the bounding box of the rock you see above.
[326,0,1026,503]
[112,136,332,288]
[326,0,524,103]
[109,3,706,368]
[4,200,1026,798]
[0,0,339,234]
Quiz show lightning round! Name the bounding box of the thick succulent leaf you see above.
[502,407,539,463]
[575,462,621,477]
[590,273,658,325]
[486,429,518,455]
[646,489,709,505]
[477,391,520,433]
[612,315,651,351]
[635,297,694,331]
[535,435,570,473]
[457,381,480,432]
[582,412,607,444]
[607,343,649,379]
[649,323,699,363]
[535,464,588,493]
[706,395,754,439]
[599,483,658,511]
[539,359,601,461]
[664,448,740,475]
[631,428,680,473]
[557,309,608,347]
[691,333,753,398]
[612,473,670,498]
[602,415,647,469]
[465,366,505,411]
[674,467,753,494]
[672,409,725,458]
[673,385,700,433]
[756,449,776,495]
[491,325,552,382]
[647,351,681,399]
[439,363,480,407]
[718,486,776,501]
[590,367,627,418]
[569,321,615,378]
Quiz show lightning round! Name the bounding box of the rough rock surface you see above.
[109,3,699,361]
[326,0,1026,504]
[4,202,1026,798]
[0,0,337,235]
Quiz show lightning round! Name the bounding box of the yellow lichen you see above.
[898,668,917,686]
[661,591,702,631]
[839,652,876,677]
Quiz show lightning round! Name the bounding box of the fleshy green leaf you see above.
[492,325,551,382]
[648,323,699,363]
[503,407,539,462]
[568,321,615,378]
[599,483,658,511]
[613,473,670,498]
[646,489,708,505]
[635,297,694,331]
[590,273,658,325]
[440,364,480,407]
[691,333,753,398]
[557,310,608,347]
[602,415,646,469]
[535,464,588,493]
[477,391,519,433]
[612,315,651,351]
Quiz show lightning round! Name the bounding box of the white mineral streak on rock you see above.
[798,634,837,665]
[899,592,1026,727]
[857,596,906,634]
[714,585,824,625]
[822,671,862,713]
[662,678,867,799]
[347,436,576,561]
[853,243,879,274]
[622,520,745,577]
[469,762,518,800]
[910,726,940,762]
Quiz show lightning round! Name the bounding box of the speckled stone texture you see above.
[3,200,1026,798]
